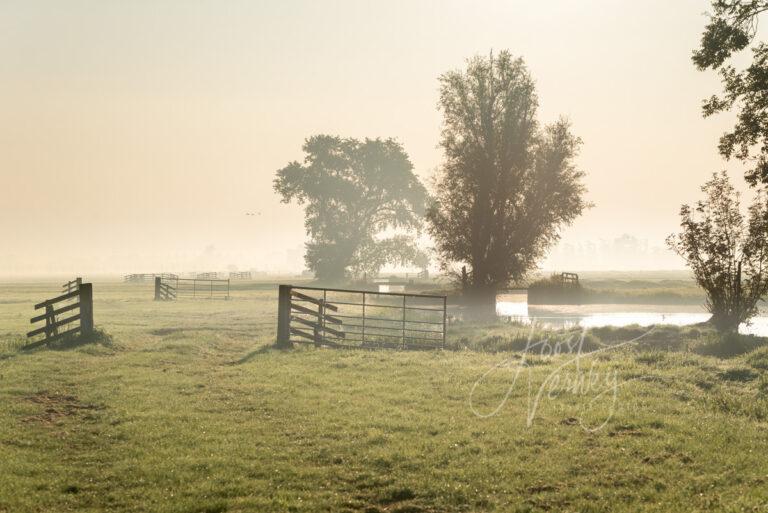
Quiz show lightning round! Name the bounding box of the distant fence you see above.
[124,273,178,283]
[229,271,252,280]
[559,272,579,287]
[277,285,446,350]
[62,277,82,294]
[160,277,230,300]
[26,282,94,349]
[195,272,219,280]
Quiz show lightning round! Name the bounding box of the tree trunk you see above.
[710,260,744,334]
[465,284,497,321]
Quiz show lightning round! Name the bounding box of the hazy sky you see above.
[1,0,755,276]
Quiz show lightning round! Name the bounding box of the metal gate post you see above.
[442,296,447,349]
[402,295,406,349]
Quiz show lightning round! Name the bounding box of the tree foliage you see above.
[274,135,428,282]
[694,1,768,185]
[667,171,768,332]
[426,51,589,311]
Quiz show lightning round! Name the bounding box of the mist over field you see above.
[1,0,758,277]
[6,2,768,512]
[0,234,689,279]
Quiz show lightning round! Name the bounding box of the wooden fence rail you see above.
[25,283,94,349]
[62,277,82,294]
[559,272,579,287]
[124,273,178,283]
[277,285,446,350]
[154,277,177,301]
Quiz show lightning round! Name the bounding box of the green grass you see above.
[1,280,767,512]
[580,278,705,305]
[526,276,705,305]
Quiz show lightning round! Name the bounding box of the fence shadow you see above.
[22,328,113,353]
[231,343,289,365]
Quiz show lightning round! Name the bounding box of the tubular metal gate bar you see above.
[277,285,447,350]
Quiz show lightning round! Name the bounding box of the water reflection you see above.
[496,295,768,336]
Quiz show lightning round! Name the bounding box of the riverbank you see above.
[526,277,705,305]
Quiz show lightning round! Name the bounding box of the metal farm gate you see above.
[276,285,446,350]
[159,277,230,300]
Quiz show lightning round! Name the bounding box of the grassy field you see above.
[527,273,705,305]
[1,280,768,512]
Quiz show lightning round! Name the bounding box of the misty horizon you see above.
[3,0,754,277]
[0,233,689,279]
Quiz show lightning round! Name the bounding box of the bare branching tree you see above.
[667,171,768,332]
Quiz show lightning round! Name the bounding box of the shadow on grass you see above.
[149,326,252,337]
[21,328,113,353]
[231,342,291,365]
[693,332,768,358]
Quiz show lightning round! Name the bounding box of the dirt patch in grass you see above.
[608,424,646,437]
[22,390,103,426]
[527,483,558,494]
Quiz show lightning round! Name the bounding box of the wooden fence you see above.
[559,272,580,287]
[229,271,252,280]
[62,277,82,294]
[26,283,94,349]
[277,285,446,350]
[154,277,177,301]
[124,273,178,283]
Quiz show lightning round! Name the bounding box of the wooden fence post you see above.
[315,299,324,347]
[79,283,94,336]
[45,304,57,339]
[276,285,292,347]
[154,277,161,301]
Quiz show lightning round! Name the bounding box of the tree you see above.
[426,51,590,316]
[694,1,768,186]
[346,234,429,280]
[667,171,768,332]
[274,135,428,282]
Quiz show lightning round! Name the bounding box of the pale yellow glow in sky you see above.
[0,0,751,276]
